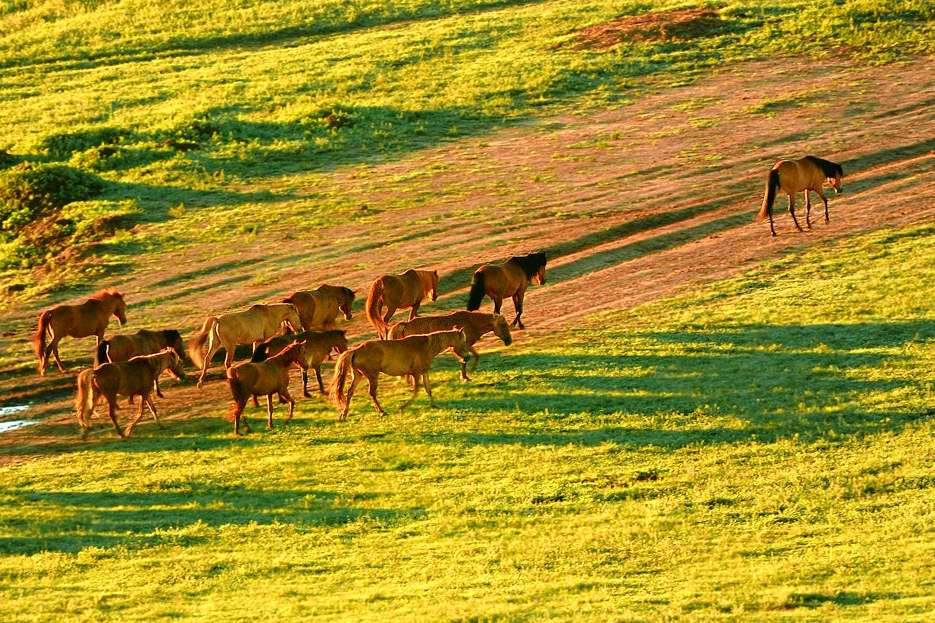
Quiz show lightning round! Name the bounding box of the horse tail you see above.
[32,310,52,371]
[74,369,95,430]
[467,271,486,311]
[328,350,354,408]
[757,169,780,222]
[95,340,110,366]
[227,372,249,415]
[187,316,218,367]
[365,278,387,339]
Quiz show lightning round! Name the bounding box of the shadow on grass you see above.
[0,486,422,555]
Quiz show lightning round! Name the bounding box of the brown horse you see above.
[329,329,469,421]
[252,329,348,396]
[365,269,438,339]
[283,285,355,330]
[33,289,127,375]
[466,252,546,329]
[96,329,186,399]
[757,155,844,236]
[227,341,308,435]
[188,303,301,387]
[74,349,185,439]
[389,311,512,381]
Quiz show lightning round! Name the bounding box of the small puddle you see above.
[0,404,36,433]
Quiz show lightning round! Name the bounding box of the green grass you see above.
[1,223,932,620]
[1,0,933,291]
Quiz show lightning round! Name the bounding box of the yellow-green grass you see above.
[1,223,932,620]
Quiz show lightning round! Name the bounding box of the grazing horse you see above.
[329,329,469,421]
[252,329,348,397]
[283,285,355,330]
[757,155,844,236]
[32,289,127,375]
[227,341,308,435]
[365,269,439,339]
[74,349,185,439]
[188,303,301,387]
[466,252,546,329]
[389,311,512,381]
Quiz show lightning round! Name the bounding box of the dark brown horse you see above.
[283,285,355,330]
[252,329,348,396]
[227,341,308,435]
[96,328,186,401]
[757,155,844,236]
[365,269,439,339]
[389,311,512,381]
[467,252,546,329]
[74,349,185,439]
[33,289,127,375]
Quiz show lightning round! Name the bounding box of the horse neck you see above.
[268,345,299,367]
[471,313,493,333]
[427,332,457,356]
[149,352,173,373]
[417,271,435,295]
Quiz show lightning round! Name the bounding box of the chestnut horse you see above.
[188,303,301,387]
[329,329,469,421]
[252,329,348,396]
[227,341,308,435]
[283,285,355,330]
[466,252,546,329]
[389,311,512,381]
[365,269,438,339]
[33,289,127,375]
[757,155,844,236]
[74,349,185,439]
[96,328,186,402]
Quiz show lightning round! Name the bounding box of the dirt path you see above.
[2,55,933,461]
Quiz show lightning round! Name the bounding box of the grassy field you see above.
[1,223,933,620]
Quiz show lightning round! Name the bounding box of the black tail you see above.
[466,272,486,311]
[757,169,780,222]
[95,340,110,366]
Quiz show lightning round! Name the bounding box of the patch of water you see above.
[0,404,36,433]
[0,404,30,417]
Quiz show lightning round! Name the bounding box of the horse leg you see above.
[197,335,221,388]
[401,374,421,411]
[492,297,503,315]
[788,194,803,232]
[280,388,294,421]
[124,394,148,438]
[423,372,436,407]
[106,395,125,439]
[315,366,325,395]
[266,395,274,430]
[302,368,311,398]
[382,306,397,335]
[47,337,66,373]
[367,374,388,417]
[233,399,247,436]
[511,292,525,329]
[804,190,814,229]
[817,188,830,223]
[340,373,360,421]
[155,377,164,398]
[469,346,481,374]
[408,301,420,321]
[146,395,162,428]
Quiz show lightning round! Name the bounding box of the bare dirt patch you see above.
[561,8,723,50]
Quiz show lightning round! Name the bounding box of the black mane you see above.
[805,155,843,178]
[508,252,547,279]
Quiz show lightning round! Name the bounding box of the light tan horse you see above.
[188,303,301,387]
[74,349,185,439]
[757,155,844,236]
[389,311,512,381]
[365,269,438,339]
[227,341,308,435]
[329,329,469,421]
[283,285,355,330]
[32,289,127,375]
[252,329,348,396]
[467,252,546,329]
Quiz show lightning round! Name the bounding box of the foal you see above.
[227,341,308,435]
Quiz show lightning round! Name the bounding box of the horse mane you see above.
[805,155,843,177]
[507,252,547,279]
[88,288,123,301]
[342,287,355,300]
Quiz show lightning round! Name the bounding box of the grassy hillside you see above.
[1,0,932,293]
[0,223,932,620]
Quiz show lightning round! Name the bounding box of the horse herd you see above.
[30,253,547,439]
[27,154,845,440]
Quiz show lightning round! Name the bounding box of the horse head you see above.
[828,166,844,194]
[340,288,355,320]
[331,330,349,354]
[112,291,128,326]
[283,305,302,332]
[492,314,513,346]
[164,348,186,381]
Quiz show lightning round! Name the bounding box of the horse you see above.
[388,311,512,381]
[252,329,348,397]
[757,155,844,236]
[187,303,301,388]
[32,289,127,375]
[283,285,355,330]
[329,329,469,421]
[74,349,185,440]
[365,269,438,339]
[95,329,186,399]
[227,341,308,435]
[466,252,547,329]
